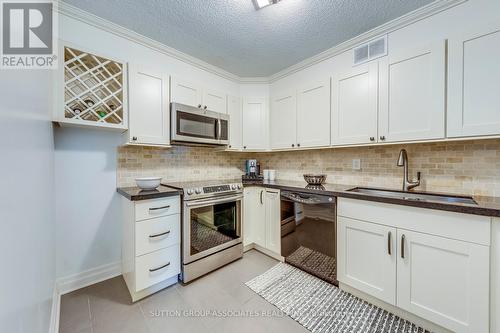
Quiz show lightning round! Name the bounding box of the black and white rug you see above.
[246,263,430,333]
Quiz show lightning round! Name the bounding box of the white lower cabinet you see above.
[338,198,491,333]
[243,187,281,255]
[122,196,181,302]
[397,229,490,333]
[337,217,396,305]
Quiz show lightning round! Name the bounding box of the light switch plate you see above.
[352,159,361,170]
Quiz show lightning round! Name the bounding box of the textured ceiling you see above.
[63,0,435,77]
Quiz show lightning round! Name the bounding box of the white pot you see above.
[135,177,161,190]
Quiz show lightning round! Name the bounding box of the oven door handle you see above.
[185,194,243,208]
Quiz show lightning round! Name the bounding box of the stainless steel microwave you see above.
[171,102,229,146]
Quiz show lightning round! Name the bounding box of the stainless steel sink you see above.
[347,187,478,205]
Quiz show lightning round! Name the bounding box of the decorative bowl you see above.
[135,177,161,190]
[303,174,327,185]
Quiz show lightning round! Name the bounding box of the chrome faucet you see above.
[397,149,421,191]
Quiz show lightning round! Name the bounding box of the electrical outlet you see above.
[352,159,361,170]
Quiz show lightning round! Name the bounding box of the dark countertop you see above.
[117,185,181,201]
[244,179,500,218]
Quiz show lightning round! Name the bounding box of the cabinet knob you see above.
[370,137,375,141]
[197,104,202,108]
[380,136,386,141]
[132,136,137,141]
[203,105,207,110]
[243,146,247,149]
[292,144,295,147]
[228,145,232,148]
[297,143,301,147]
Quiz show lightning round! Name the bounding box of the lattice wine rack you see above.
[62,46,127,128]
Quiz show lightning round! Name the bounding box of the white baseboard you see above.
[57,261,122,295]
[48,282,61,333]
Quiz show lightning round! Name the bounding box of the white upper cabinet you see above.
[203,88,227,114]
[170,76,203,107]
[127,66,170,146]
[227,95,242,150]
[332,63,378,145]
[170,77,227,113]
[397,229,489,333]
[242,97,268,150]
[379,41,446,142]
[270,90,297,149]
[448,25,500,138]
[296,78,331,148]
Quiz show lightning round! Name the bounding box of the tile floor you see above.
[59,250,309,333]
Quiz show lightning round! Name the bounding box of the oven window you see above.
[190,201,240,255]
[177,111,217,139]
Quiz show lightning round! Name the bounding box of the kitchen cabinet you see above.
[121,196,181,302]
[242,97,268,150]
[227,95,242,150]
[264,189,281,254]
[337,198,490,333]
[203,88,227,114]
[337,217,396,305]
[331,63,378,145]
[243,187,281,255]
[448,24,500,138]
[397,229,489,333]
[170,76,203,107]
[270,90,297,149]
[379,41,446,142]
[170,76,227,113]
[126,65,170,146]
[296,78,331,148]
[243,187,265,247]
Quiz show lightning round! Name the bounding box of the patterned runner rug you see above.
[246,263,431,333]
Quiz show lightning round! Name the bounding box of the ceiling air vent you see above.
[353,35,387,65]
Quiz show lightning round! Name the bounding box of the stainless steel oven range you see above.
[163,180,243,283]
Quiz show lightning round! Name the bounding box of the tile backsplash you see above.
[117,139,500,197]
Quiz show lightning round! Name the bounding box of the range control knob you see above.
[186,189,194,195]
[237,184,242,189]
[231,184,237,190]
[195,188,202,194]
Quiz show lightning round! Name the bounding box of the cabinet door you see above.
[270,91,297,149]
[448,25,500,138]
[227,95,242,150]
[265,189,281,254]
[332,63,378,145]
[242,97,268,150]
[397,230,489,333]
[203,88,227,114]
[128,66,170,145]
[337,217,396,305]
[296,79,331,148]
[243,187,266,247]
[170,77,202,107]
[379,41,446,142]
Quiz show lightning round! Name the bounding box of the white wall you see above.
[55,13,241,280]
[0,70,55,332]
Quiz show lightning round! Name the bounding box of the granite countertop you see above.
[117,185,181,201]
[245,179,500,218]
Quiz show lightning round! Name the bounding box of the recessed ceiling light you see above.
[254,0,281,10]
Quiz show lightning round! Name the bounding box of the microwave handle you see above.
[216,118,221,140]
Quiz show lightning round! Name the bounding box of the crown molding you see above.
[55,0,467,85]
[55,2,241,83]
[268,0,468,83]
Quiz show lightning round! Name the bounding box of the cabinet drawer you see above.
[135,196,180,221]
[135,214,180,256]
[135,245,180,291]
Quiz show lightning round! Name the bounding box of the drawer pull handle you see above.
[149,230,171,238]
[149,205,170,211]
[401,234,406,259]
[387,231,392,255]
[149,262,170,272]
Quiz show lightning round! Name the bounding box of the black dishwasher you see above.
[280,190,337,285]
